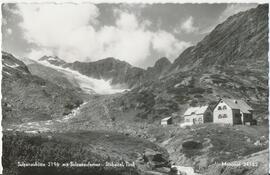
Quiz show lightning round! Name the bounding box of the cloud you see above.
[14,4,190,67]
[16,4,99,51]
[175,16,198,34]
[200,3,257,34]
[152,31,191,60]
[95,13,153,64]
[27,49,54,60]
[116,12,139,30]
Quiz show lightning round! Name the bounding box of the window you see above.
[218,114,228,119]
[223,106,227,110]
[218,106,222,110]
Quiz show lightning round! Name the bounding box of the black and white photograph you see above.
[1,2,269,175]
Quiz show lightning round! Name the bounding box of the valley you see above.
[4,99,269,175]
[4,93,269,175]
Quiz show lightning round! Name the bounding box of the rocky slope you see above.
[26,60,82,91]
[171,4,268,75]
[2,52,83,125]
[161,124,268,173]
[144,57,172,80]
[113,4,269,123]
[205,149,268,175]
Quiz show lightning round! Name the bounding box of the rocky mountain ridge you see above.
[39,55,66,66]
[2,52,83,124]
[37,55,172,88]
[34,5,268,92]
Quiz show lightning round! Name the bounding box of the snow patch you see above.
[4,62,20,68]
[38,60,128,94]
[47,57,57,61]
[174,83,181,88]
[60,102,87,122]
[24,130,39,134]
[3,71,11,75]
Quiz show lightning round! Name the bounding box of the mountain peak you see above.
[143,57,171,79]
[39,55,66,66]
[103,57,119,61]
[154,57,171,68]
[95,57,131,66]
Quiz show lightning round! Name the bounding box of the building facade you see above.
[183,106,212,125]
[161,116,173,126]
[213,98,253,125]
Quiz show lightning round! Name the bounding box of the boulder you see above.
[142,149,169,169]
[182,140,203,150]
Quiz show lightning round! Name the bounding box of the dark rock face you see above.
[2,52,83,124]
[145,57,171,80]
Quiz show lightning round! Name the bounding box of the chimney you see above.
[234,100,238,104]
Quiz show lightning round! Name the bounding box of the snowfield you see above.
[38,60,128,94]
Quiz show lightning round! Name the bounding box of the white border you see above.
[0,1,269,174]
[0,0,269,3]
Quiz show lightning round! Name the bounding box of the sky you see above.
[2,3,258,68]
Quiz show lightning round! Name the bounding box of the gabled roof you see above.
[221,98,253,114]
[161,117,172,121]
[184,106,209,116]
